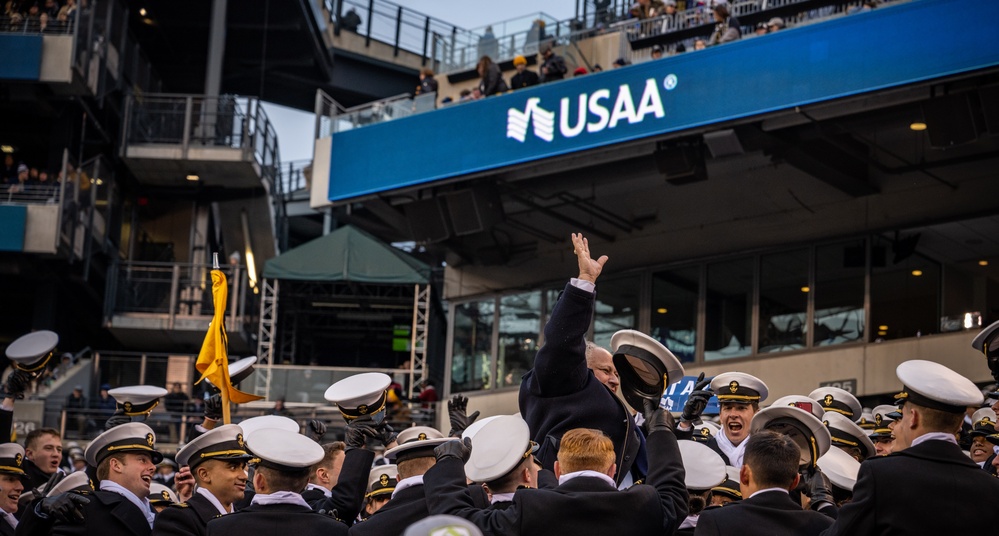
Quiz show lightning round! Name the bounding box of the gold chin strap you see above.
[809,436,819,468]
[16,351,53,373]
[122,400,160,417]
[107,445,155,453]
[199,449,248,459]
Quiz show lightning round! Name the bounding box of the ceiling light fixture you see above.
[139,7,147,16]
[656,308,668,314]
[979,260,989,266]
[911,269,923,276]
[186,174,200,181]
[800,286,810,293]
[909,122,927,131]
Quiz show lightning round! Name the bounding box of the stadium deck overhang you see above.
[316,0,999,298]
[127,0,421,112]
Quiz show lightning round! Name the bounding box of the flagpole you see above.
[212,253,233,424]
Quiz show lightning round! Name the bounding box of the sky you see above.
[264,1,580,162]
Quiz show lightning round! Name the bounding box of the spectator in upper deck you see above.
[509,55,539,90]
[416,68,438,97]
[477,56,508,97]
[710,4,742,45]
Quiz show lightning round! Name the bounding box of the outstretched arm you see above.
[529,234,608,397]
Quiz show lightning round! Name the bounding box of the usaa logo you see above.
[506,75,677,143]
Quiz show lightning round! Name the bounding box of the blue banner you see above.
[661,375,720,416]
[327,0,999,203]
[0,35,42,81]
[0,206,27,251]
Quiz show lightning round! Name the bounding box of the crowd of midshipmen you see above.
[1,233,999,536]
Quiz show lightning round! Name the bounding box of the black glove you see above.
[104,412,131,431]
[447,395,480,437]
[38,492,90,523]
[379,422,398,447]
[644,398,676,434]
[204,394,223,421]
[1,370,32,399]
[806,468,835,511]
[344,418,379,450]
[307,419,327,442]
[680,372,712,422]
[434,437,472,463]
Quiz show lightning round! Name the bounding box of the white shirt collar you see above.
[392,475,424,498]
[196,487,232,515]
[100,481,155,528]
[0,508,15,529]
[305,482,332,498]
[558,470,616,488]
[678,514,699,530]
[489,492,516,504]
[250,491,311,509]
[749,487,789,499]
[911,432,959,447]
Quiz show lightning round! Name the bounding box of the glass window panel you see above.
[450,300,495,392]
[651,267,699,363]
[593,275,641,349]
[498,291,541,388]
[814,240,866,346]
[705,258,753,360]
[759,250,808,353]
[870,235,941,341]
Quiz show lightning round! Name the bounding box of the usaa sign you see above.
[506,75,677,143]
[325,0,999,203]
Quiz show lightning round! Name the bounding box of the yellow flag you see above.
[196,270,262,409]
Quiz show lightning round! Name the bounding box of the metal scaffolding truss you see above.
[254,278,279,397]
[408,284,431,398]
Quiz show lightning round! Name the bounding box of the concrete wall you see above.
[39,35,73,83]
[447,331,991,420]
[23,205,59,254]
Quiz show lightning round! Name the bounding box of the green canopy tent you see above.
[263,225,429,284]
[256,225,432,399]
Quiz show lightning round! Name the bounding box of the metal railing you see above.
[618,0,905,54]
[278,159,312,194]
[122,94,281,173]
[0,183,62,204]
[105,261,253,331]
[0,15,75,34]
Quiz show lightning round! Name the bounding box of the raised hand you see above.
[306,419,328,442]
[434,437,472,463]
[572,233,608,284]
[447,395,480,438]
[174,466,195,503]
[680,372,712,423]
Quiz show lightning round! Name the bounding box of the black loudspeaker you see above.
[921,95,978,149]
[979,86,999,135]
[404,199,450,243]
[654,144,707,185]
[442,186,505,236]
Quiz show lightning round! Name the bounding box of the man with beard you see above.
[152,425,252,536]
[677,373,769,469]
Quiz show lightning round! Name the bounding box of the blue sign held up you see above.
[661,375,720,415]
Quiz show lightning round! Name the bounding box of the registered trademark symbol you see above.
[663,74,678,91]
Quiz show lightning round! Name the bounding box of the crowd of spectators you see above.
[432,0,884,106]
[3,0,79,33]
[1,152,80,201]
